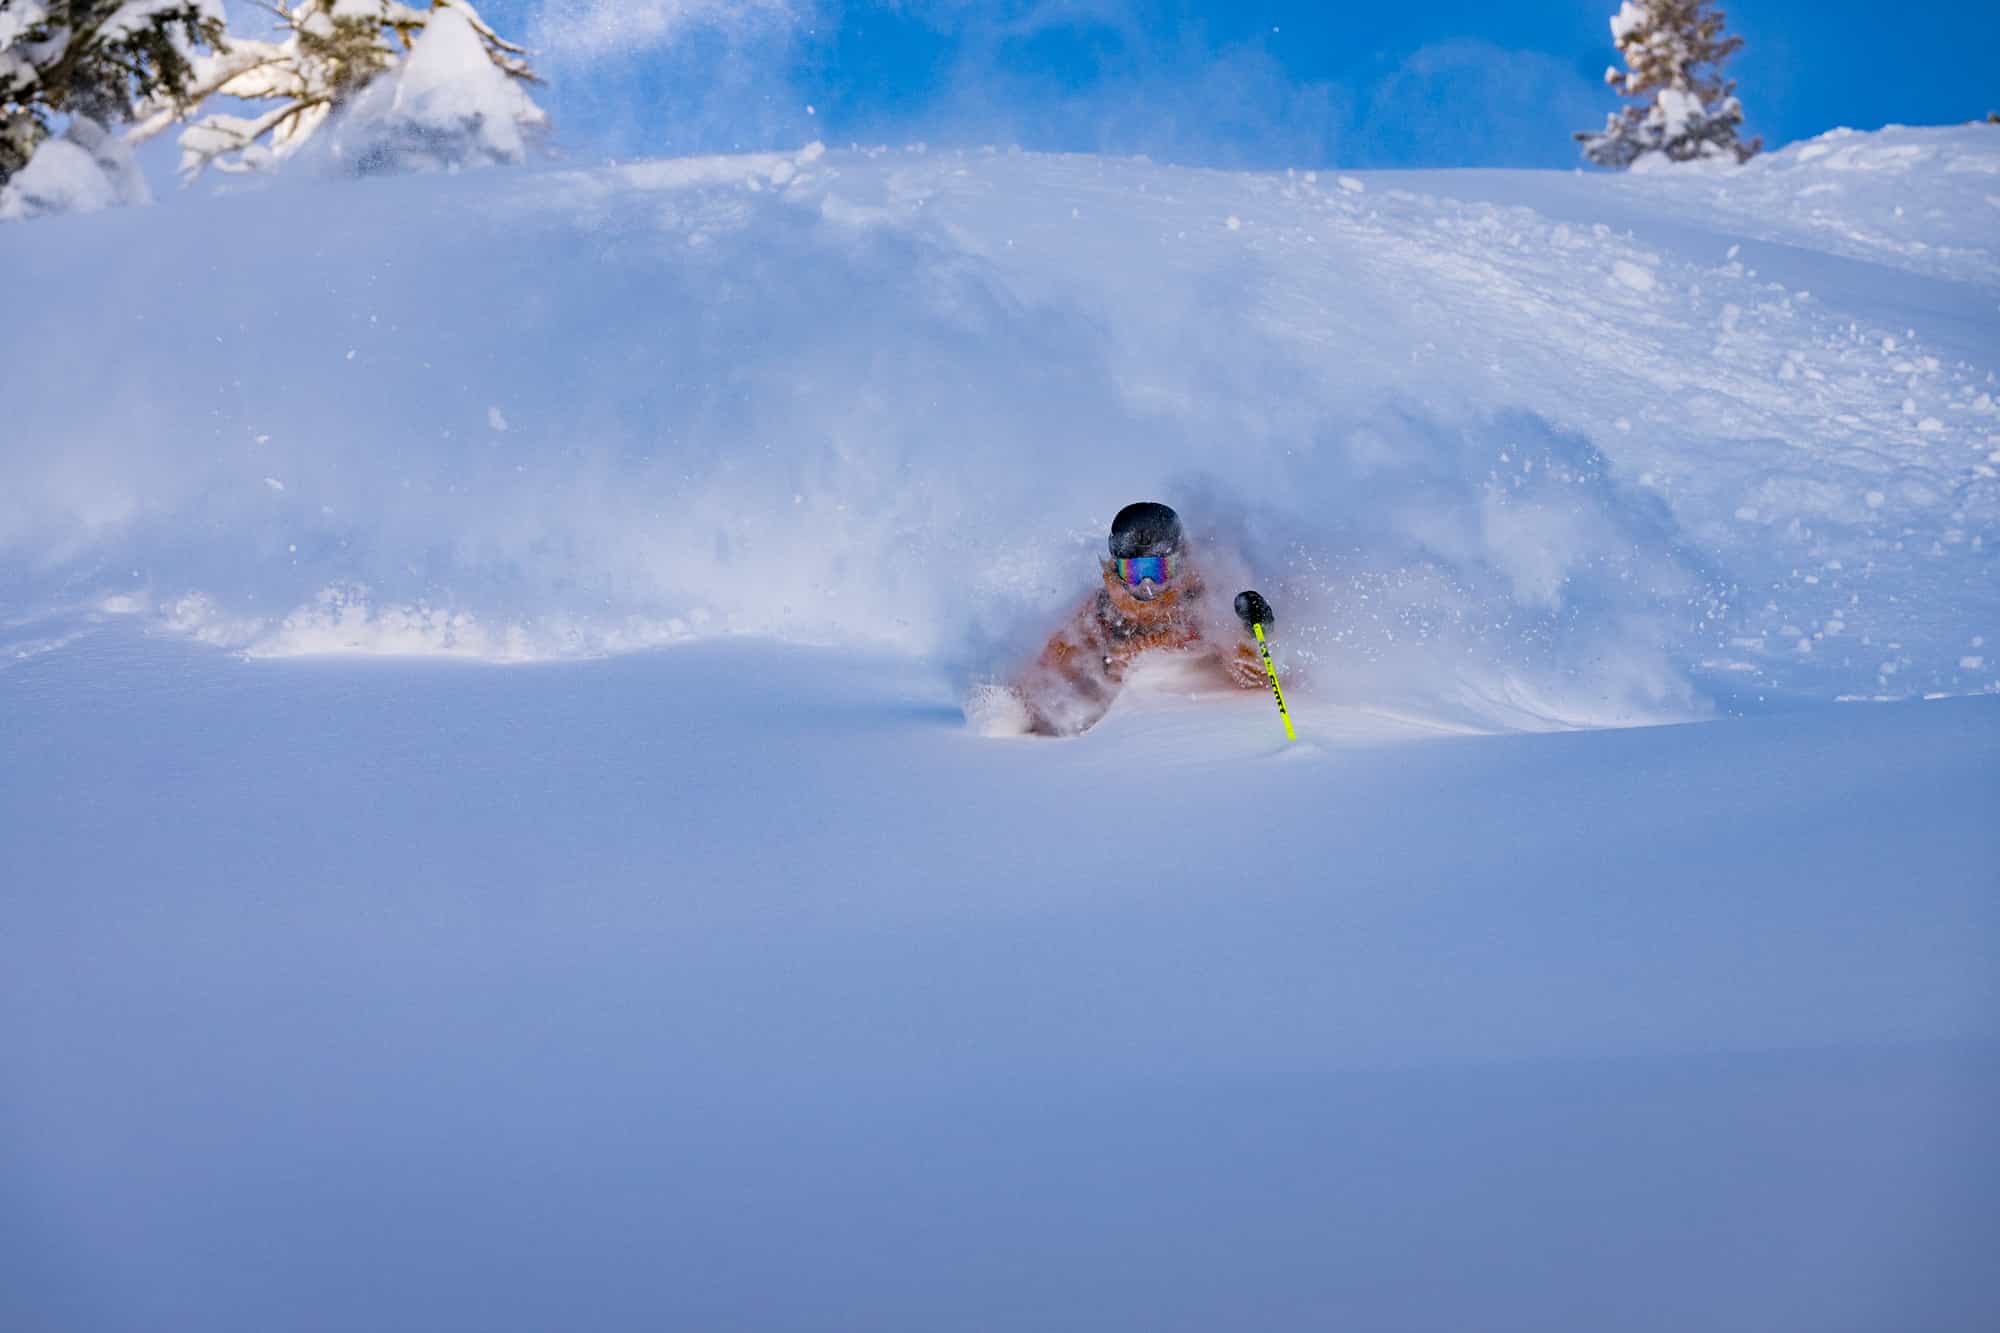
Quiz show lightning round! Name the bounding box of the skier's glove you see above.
[1225,644,1268,689]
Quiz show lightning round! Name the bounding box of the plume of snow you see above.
[532,0,804,61]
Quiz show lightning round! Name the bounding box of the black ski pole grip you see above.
[1234,589,1274,630]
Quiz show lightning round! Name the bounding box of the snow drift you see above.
[1,125,1994,726]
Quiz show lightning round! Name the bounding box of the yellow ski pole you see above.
[1234,590,1295,742]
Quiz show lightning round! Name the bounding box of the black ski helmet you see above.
[1108,501,1183,559]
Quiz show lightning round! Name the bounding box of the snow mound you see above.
[0,129,1994,724]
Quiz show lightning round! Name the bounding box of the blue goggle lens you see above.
[1114,555,1177,587]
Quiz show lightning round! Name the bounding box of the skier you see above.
[1004,501,1275,737]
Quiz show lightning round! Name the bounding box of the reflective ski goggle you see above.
[1113,554,1178,587]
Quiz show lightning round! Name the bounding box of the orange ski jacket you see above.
[1016,562,1266,736]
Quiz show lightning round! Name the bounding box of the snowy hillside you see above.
[3,125,1997,1331]
[3,123,1995,721]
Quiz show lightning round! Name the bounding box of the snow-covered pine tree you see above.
[1576,1,1761,168]
[128,0,543,180]
[327,4,548,175]
[1,0,225,212]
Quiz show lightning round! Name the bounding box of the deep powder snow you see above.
[2,126,1994,727]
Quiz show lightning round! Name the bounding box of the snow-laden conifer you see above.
[1,0,224,215]
[324,5,547,174]
[128,0,543,180]
[0,111,150,220]
[1577,1,1761,168]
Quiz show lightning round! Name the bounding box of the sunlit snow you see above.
[2,124,1995,1331]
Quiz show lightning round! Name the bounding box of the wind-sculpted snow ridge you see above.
[1611,124,2000,285]
[0,129,1993,725]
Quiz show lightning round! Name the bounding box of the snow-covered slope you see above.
[3,125,1994,724]
[4,633,1997,1331]
[2,127,1997,1332]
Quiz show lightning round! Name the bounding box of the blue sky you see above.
[517,1,1993,168]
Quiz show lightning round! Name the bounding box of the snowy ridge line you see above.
[1610,125,2000,286]
[0,128,1994,722]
